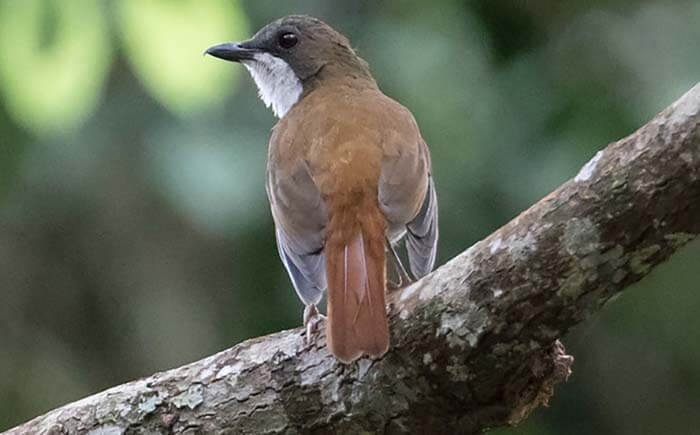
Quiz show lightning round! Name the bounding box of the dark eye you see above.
[278,32,298,49]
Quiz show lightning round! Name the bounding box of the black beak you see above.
[204,42,258,62]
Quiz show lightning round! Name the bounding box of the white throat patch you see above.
[242,53,303,118]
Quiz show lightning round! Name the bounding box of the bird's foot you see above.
[387,271,413,291]
[303,305,326,344]
[386,238,414,291]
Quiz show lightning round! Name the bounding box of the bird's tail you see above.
[325,205,389,363]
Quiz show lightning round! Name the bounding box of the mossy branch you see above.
[6,84,700,435]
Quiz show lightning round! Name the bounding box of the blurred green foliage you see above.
[0,0,111,134]
[0,1,698,433]
[117,0,249,114]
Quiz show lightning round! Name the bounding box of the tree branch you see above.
[6,84,700,435]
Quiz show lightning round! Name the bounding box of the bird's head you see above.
[205,15,374,118]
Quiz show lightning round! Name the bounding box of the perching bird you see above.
[206,15,437,363]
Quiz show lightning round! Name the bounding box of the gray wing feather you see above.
[406,176,438,279]
[267,160,327,306]
[275,228,326,306]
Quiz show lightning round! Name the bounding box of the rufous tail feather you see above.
[325,217,389,363]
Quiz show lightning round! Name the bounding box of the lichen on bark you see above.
[5,84,700,435]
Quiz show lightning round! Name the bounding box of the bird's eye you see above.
[278,32,298,49]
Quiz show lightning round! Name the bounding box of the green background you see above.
[1,1,699,433]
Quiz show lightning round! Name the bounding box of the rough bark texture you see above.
[6,84,700,435]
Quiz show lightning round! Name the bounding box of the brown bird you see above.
[206,15,438,363]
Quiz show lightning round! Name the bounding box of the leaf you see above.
[0,1,112,135]
[117,0,249,115]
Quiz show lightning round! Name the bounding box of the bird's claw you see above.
[303,305,326,344]
[386,237,413,291]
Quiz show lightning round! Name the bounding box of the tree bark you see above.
[6,84,700,435]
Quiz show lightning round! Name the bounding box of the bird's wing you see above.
[405,175,438,278]
[267,158,327,306]
[376,100,438,279]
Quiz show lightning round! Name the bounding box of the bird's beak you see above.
[204,41,258,62]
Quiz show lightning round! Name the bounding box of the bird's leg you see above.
[303,304,326,343]
[386,237,413,291]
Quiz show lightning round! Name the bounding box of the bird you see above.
[205,15,438,363]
